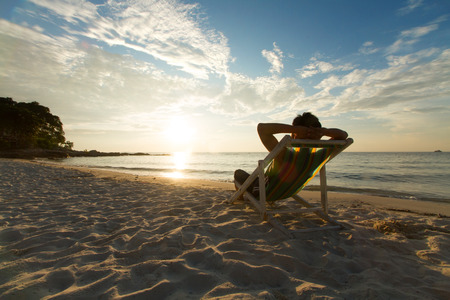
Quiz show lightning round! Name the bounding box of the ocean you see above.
[45,152,450,203]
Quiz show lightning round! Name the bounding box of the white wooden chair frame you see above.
[228,135,353,238]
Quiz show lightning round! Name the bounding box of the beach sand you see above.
[0,158,449,299]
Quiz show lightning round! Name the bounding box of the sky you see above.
[0,0,449,153]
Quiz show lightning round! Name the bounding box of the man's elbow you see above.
[339,130,349,140]
[257,123,266,134]
[329,129,348,140]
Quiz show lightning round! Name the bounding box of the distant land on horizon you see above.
[0,148,151,159]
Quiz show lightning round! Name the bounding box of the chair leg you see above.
[258,160,267,216]
[292,194,342,227]
[320,166,328,215]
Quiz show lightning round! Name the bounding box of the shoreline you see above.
[1,158,449,299]
[33,152,450,204]
[28,158,450,217]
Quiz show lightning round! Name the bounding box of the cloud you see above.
[386,48,439,66]
[29,0,97,23]
[405,105,450,115]
[283,45,449,128]
[397,0,423,16]
[314,69,369,91]
[0,19,211,130]
[0,5,305,137]
[27,0,230,79]
[297,57,354,79]
[262,42,284,74]
[2,1,449,151]
[387,24,439,54]
[332,48,450,112]
[401,24,439,39]
[213,73,304,116]
[359,41,380,55]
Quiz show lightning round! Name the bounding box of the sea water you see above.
[48,152,450,203]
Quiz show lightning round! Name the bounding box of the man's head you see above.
[292,112,321,128]
[292,112,322,139]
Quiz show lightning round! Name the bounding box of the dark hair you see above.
[292,112,322,128]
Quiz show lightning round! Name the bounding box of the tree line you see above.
[0,97,72,150]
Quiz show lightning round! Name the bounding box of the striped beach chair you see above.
[228,135,353,238]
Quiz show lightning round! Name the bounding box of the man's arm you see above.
[257,123,308,152]
[257,123,348,152]
[318,127,348,140]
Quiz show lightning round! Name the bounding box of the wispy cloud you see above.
[332,49,450,112]
[0,19,209,127]
[359,41,380,55]
[397,0,423,16]
[262,42,284,74]
[28,0,230,79]
[296,57,354,79]
[213,73,304,116]
[387,24,439,54]
[30,0,97,23]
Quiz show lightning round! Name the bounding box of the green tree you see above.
[0,97,69,150]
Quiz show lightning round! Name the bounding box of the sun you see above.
[163,117,197,148]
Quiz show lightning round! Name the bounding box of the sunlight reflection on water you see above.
[166,152,190,178]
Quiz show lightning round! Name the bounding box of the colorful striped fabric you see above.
[264,146,336,202]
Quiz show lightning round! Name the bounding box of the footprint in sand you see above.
[0,228,23,243]
[45,269,75,292]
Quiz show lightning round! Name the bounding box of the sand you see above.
[0,158,449,299]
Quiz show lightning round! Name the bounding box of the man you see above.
[234,112,348,198]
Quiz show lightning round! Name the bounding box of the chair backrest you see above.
[262,136,353,202]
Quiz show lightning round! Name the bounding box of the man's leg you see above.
[234,169,259,198]
[234,169,250,186]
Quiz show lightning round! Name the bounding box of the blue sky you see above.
[1,0,449,152]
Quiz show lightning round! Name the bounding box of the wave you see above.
[84,165,234,176]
